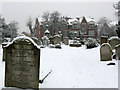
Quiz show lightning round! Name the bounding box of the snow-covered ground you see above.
[40,45,118,88]
[0,44,118,89]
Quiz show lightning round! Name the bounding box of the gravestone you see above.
[42,36,49,47]
[63,37,69,45]
[4,36,40,89]
[31,37,41,45]
[108,37,120,50]
[100,36,108,45]
[116,44,120,60]
[54,35,61,45]
[100,43,112,61]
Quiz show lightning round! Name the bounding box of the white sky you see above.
[0,0,119,33]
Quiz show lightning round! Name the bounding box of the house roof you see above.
[67,16,96,25]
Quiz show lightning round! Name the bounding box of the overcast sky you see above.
[1,1,119,33]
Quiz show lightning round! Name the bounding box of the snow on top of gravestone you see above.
[116,44,120,48]
[42,36,49,40]
[4,35,40,49]
[101,43,112,49]
[108,36,120,41]
[44,29,50,34]
[54,34,60,37]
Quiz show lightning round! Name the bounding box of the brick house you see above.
[34,16,98,40]
[67,16,98,39]
[34,18,43,40]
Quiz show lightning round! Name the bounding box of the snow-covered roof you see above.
[101,43,112,49]
[110,20,118,26]
[108,36,120,41]
[44,29,50,34]
[67,16,96,25]
[86,17,96,22]
[4,35,40,49]
[67,18,79,25]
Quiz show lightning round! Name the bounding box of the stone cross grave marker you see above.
[116,44,120,60]
[100,43,112,61]
[4,36,40,89]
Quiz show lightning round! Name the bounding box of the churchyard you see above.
[0,34,119,89]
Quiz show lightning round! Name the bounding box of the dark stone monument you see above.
[100,43,112,61]
[100,36,108,45]
[4,36,40,89]
[116,44,120,60]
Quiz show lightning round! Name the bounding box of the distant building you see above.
[66,16,98,39]
[34,16,98,40]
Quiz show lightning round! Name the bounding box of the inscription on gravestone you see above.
[4,36,40,89]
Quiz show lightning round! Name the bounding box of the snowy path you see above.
[40,45,118,88]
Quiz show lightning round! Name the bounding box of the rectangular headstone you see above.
[4,36,40,89]
[63,37,69,45]
[100,43,112,61]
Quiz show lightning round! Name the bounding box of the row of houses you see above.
[34,16,98,40]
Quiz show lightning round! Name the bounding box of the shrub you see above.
[85,38,98,49]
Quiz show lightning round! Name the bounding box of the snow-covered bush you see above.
[85,38,98,49]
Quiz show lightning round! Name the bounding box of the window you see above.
[89,24,94,29]
[89,31,94,36]
[72,23,78,29]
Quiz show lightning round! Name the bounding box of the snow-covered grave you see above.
[0,42,118,89]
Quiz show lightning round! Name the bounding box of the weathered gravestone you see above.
[54,35,61,45]
[4,36,40,89]
[100,36,108,45]
[108,36,120,50]
[100,43,112,61]
[116,44,120,60]
[63,37,69,45]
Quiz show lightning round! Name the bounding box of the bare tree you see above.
[113,1,120,19]
[114,1,120,38]
[26,16,35,37]
[97,17,111,38]
[8,21,18,39]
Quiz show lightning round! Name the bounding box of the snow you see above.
[39,45,118,88]
[116,44,120,48]
[101,43,112,49]
[108,36,120,41]
[67,18,79,25]
[4,35,40,49]
[0,44,118,89]
[67,16,96,25]
[44,29,50,34]
[110,20,118,26]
